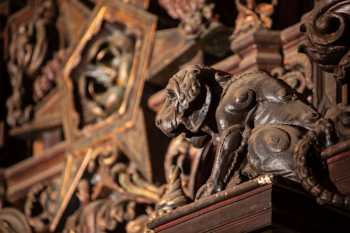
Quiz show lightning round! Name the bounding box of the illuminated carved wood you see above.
[61,0,156,178]
[148,177,350,233]
[61,0,155,140]
[155,65,350,208]
[1,1,350,233]
[5,0,62,127]
[0,208,32,233]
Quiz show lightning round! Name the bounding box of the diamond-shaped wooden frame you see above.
[60,0,156,147]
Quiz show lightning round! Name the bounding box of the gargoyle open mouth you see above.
[184,131,209,148]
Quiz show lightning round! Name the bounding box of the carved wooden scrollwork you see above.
[0,208,32,233]
[163,135,203,198]
[24,180,60,232]
[158,0,215,39]
[5,0,61,127]
[51,146,161,233]
[33,50,67,102]
[63,197,147,233]
[271,54,314,103]
[3,1,350,232]
[73,22,135,127]
[301,0,350,83]
[157,0,232,60]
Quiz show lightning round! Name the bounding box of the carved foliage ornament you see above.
[301,0,350,83]
[158,0,216,38]
[52,146,161,233]
[63,197,146,233]
[156,65,350,208]
[24,181,60,233]
[0,208,32,233]
[5,0,61,127]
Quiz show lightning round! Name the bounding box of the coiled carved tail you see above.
[294,130,350,209]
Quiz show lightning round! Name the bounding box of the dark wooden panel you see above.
[150,179,350,233]
[328,151,350,195]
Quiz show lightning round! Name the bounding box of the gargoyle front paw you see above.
[195,180,223,200]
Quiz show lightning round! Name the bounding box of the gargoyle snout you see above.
[155,115,179,137]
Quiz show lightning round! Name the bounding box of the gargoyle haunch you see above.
[156,65,350,208]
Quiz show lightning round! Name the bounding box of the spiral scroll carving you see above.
[301,0,350,83]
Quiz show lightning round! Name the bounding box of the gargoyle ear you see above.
[183,85,212,132]
[214,70,231,88]
[177,69,201,114]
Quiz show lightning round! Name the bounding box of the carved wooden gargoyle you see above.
[155,65,350,209]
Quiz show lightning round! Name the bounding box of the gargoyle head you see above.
[156,65,228,147]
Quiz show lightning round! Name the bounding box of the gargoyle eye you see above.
[166,89,177,100]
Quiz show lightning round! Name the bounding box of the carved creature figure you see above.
[156,65,349,208]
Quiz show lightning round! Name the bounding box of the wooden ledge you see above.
[149,177,350,233]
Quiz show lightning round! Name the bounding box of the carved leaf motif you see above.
[6,0,60,127]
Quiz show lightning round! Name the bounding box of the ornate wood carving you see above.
[2,1,350,233]
[158,0,215,39]
[271,56,313,103]
[300,0,350,84]
[231,0,278,43]
[280,23,315,105]
[24,180,60,232]
[151,166,189,219]
[163,135,203,199]
[51,146,162,232]
[148,0,232,87]
[155,65,350,208]
[63,197,148,233]
[58,2,156,201]
[61,0,156,145]
[0,208,32,233]
[5,0,62,127]
[81,0,150,9]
